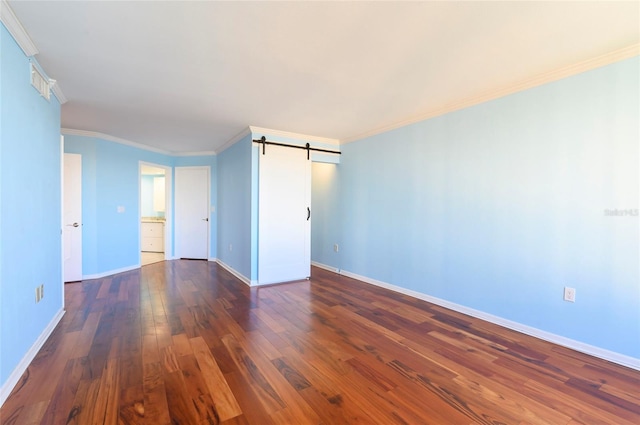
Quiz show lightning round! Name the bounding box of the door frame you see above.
[139,161,173,262]
[59,136,66,305]
[174,166,210,260]
[62,151,83,283]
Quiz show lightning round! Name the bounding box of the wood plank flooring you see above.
[1,260,638,424]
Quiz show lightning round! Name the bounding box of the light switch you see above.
[117,206,125,213]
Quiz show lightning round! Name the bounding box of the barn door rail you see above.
[253,136,341,160]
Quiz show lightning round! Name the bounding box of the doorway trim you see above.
[62,152,83,282]
[174,166,210,260]
[59,135,66,306]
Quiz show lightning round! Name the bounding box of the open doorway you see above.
[310,161,341,274]
[140,163,171,266]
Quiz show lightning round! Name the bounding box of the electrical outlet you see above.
[563,287,576,303]
[229,244,233,251]
[334,244,339,252]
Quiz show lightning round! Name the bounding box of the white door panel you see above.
[63,153,82,282]
[258,145,310,285]
[175,167,209,259]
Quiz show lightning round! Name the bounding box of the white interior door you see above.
[63,153,82,282]
[258,145,311,285]
[175,166,209,259]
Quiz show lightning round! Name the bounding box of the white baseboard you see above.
[82,264,140,280]
[311,261,340,273]
[215,259,252,286]
[0,308,66,407]
[312,262,640,371]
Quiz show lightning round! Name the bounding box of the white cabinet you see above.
[141,221,164,252]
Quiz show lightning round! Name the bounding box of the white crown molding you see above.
[50,81,67,104]
[63,125,338,156]
[62,128,218,157]
[1,2,68,104]
[215,127,252,154]
[312,262,640,371]
[342,43,640,144]
[62,128,172,154]
[172,150,216,157]
[250,126,340,146]
[0,0,38,56]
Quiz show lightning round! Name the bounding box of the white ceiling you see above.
[7,1,640,154]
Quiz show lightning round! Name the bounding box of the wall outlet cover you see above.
[564,287,576,302]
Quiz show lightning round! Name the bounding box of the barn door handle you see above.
[307,207,311,221]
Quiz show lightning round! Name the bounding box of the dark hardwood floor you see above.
[1,260,638,424]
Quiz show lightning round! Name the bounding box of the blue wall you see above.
[64,136,172,275]
[317,57,639,358]
[311,162,341,270]
[64,136,218,276]
[141,175,154,217]
[140,175,164,218]
[217,135,253,279]
[0,24,62,385]
[251,143,259,281]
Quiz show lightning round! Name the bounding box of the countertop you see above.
[142,217,165,223]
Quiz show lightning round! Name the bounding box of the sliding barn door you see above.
[258,145,311,285]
